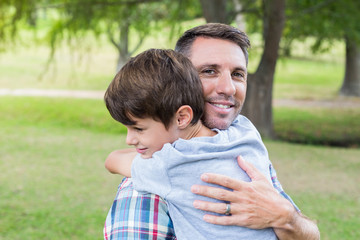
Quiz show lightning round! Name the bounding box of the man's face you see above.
[189,37,247,130]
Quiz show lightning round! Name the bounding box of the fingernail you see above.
[203,215,211,222]
[191,185,199,193]
[193,201,200,208]
[201,174,209,181]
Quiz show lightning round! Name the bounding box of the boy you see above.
[104,48,277,239]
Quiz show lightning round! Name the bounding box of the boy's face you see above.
[125,116,179,159]
[189,37,247,130]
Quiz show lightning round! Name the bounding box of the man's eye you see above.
[232,72,245,79]
[202,69,215,75]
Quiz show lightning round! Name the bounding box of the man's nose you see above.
[126,129,137,146]
[216,72,236,96]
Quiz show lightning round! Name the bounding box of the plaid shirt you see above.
[104,164,297,240]
[104,177,176,240]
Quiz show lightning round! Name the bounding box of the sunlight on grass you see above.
[0,96,126,134]
[0,125,125,239]
[0,44,117,90]
[266,140,360,240]
[1,123,359,239]
[274,58,344,99]
[274,107,360,146]
[1,96,359,239]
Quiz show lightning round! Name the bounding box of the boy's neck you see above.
[183,121,216,140]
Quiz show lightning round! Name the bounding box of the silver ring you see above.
[225,203,231,216]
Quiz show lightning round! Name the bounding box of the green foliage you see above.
[0,0,202,45]
[0,0,37,50]
[284,0,360,52]
[239,0,263,33]
[0,0,202,69]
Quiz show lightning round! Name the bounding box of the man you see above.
[104,23,320,240]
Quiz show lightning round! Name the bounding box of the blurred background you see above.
[0,0,359,239]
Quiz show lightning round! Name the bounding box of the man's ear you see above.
[175,105,193,129]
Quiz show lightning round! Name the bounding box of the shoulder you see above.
[231,115,258,132]
[221,115,262,142]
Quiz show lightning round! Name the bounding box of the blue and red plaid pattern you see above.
[269,164,299,211]
[104,177,176,240]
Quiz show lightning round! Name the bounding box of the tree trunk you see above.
[339,36,360,96]
[242,0,285,139]
[199,0,228,23]
[116,23,131,72]
[233,0,246,31]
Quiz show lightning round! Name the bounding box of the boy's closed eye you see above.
[133,127,144,132]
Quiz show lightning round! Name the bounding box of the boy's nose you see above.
[126,130,138,146]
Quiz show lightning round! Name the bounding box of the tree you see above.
[285,0,360,97]
[0,0,201,71]
[2,0,301,138]
[242,0,285,138]
[340,36,360,96]
[199,0,227,23]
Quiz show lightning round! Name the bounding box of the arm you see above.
[105,149,137,177]
[191,156,320,240]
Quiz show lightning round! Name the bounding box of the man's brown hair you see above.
[175,23,251,65]
[104,49,204,128]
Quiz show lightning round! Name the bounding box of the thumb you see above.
[237,156,265,181]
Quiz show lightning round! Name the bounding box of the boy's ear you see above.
[175,105,193,129]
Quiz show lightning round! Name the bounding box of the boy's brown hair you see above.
[104,49,204,128]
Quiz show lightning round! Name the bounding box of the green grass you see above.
[1,96,359,239]
[266,140,360,240]
[0,96,126,134]
[274,58,344,99]
[0,44,118,90]
[0,125,124,239]
[274,107,360,146]
[0,98,126,239]
[2,96,359,146]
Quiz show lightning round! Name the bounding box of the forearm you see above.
[274,208,320,240]
[105,149,137,176]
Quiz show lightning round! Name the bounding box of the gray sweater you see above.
[132,115,277,240]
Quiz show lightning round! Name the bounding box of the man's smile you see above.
[212,103,233,109]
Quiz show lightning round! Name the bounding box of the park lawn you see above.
[274,107,360,146]
[274,58,344,100]
[266,140,360,240]
[0,125,123,239]
[1,96,359,239]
